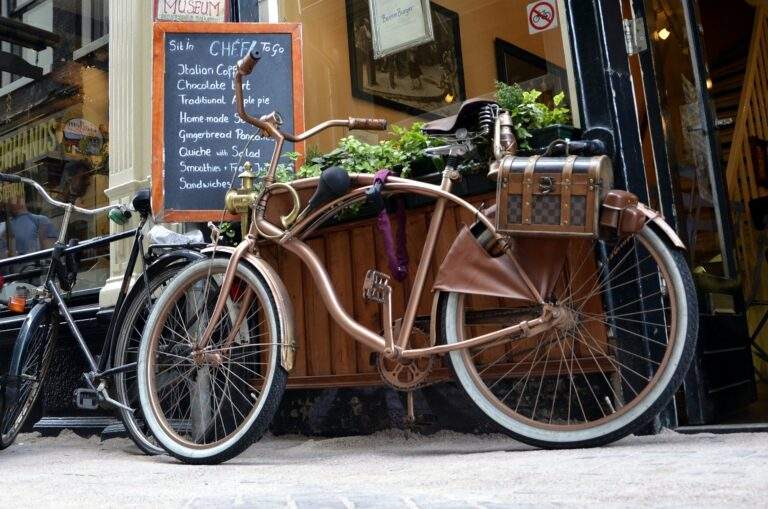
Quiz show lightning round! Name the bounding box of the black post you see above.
[565,0,677,430]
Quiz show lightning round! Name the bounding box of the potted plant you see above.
[494,82,579,153]
[291,121,497,216]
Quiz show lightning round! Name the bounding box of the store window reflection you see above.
[278,0,577,151]
[0,0,110,292]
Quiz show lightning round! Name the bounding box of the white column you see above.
[259,0,279,22]
[100,0,154,307]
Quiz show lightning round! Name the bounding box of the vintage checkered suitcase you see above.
[495,155,613,237]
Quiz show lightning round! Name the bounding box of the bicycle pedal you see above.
[73,388,99,410]
[362,269,391,304]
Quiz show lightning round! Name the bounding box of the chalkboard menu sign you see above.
[152,23,304,221]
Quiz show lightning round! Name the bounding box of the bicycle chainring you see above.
[376,354,435,391]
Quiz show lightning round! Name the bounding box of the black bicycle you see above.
[0,173,203,454]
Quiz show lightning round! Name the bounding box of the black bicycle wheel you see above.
[113,263,194,455]
[0,305,56,449]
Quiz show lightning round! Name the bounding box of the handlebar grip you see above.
[237,43,262,76]
[348,117,388,131]
[0,173,22,183]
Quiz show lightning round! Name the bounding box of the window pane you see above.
[277,0,577,151]
[0,1,110,293]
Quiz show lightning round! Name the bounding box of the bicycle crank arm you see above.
[97,383,134,413]
[83,377,135,413]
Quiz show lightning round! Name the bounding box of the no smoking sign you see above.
[527,1,558,34]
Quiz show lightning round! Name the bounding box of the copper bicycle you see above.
[136,48,698,464]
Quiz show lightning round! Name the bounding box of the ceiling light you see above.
[656,28,671,41]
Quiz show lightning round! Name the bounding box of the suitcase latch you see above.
[539,176,554,194]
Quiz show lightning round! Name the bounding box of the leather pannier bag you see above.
[496,155,614,238]
[599,189,647,237]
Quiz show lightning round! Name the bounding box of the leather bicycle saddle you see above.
[422,98,498,135]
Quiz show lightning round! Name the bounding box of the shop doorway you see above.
[628,0,763,425]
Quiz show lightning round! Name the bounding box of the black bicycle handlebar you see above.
[0,172,22,183]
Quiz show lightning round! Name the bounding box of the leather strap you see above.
[521,156,538,225]
[560,155,577,226]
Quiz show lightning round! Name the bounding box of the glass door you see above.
[630,0,736,278]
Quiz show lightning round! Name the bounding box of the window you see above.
[0,0,110,294]
[276,0,578,152]
[1,0,53,89]
[82,0,109,47]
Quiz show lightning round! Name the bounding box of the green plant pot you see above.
[529,124,582,151]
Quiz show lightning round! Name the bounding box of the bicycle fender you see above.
[108,248,206,349]
[5,301,52,402]
[150,248,206,268]
[636,203,686,250]
[201,246,296,372]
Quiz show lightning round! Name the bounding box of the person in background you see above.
[407,50,422,90]
[0,188,58,256]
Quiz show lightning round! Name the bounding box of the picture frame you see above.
[153,0,231,22]
[368,0,434,59]
[346,0,466,118]
[494,37,567,105]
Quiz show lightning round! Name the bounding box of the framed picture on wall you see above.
[345,0,466,118]
[494,38,567,105]
[154,0,231,21]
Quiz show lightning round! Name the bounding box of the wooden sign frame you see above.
[152,22,304,222]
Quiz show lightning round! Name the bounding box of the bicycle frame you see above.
[1,221,144,377]
[0,212,203,395]
[196,48,568,362]
[205,170,561,361]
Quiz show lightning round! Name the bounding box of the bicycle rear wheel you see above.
[437,225,697,448]
[137,258,287,464]
[1,305,56,449]
[113,264,188,456]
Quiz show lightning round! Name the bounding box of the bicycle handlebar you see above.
[0,173,124,217]
[348,118,388,131]
[236,45,260,76]
[0,172,22,184]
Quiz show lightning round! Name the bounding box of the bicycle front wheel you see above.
[437,225,697,448]
[137,258,287,464]
[1,304,56,449]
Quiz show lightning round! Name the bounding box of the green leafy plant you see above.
[217,221,240,247]
[494,82,572,151]
[542,92,570,126]
[389,122,445,177]
[296,122,443,179]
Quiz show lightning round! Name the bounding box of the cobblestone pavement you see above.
[0,429,767,508]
